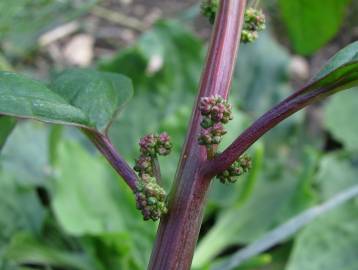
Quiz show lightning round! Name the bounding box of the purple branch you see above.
[83,130,138,192]
[202,77,355,178]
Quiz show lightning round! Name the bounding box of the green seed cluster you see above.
[241,8,266,43]
[217,155,252,184]
[134,133,172,221]
[201,0,219,24]
[198,95,233,146]
[135,175,167,221]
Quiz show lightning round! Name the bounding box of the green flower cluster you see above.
[201,0,219,24]
[135,175,167,221]
[241,8,266,43]
[133,132,172,221]
[217,154,252,184]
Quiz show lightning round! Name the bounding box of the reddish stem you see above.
[84,130,138,192]
[147,1,247,269]
[202,77,355,178]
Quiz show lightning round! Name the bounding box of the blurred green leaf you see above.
[0,122,49,187]
[52,140,136,235]
[51,140,156,268]
[324,89,358,151]
[0,116,16,152]
[0,0,96,57]
[0,171,45,268]
[5,233,98,270]
[286,202,358,270]
[0,70,133,133]
[193,149,318,268]
[316,153,358,199]
[278,0,351,55]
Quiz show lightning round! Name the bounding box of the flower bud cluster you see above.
[241,8,266,43]
[198,95,233,146]
[135,175,167,221]
[134,132,172,221]
[201,0,219,24]
[139,132,172,157]
[217,155,252,184]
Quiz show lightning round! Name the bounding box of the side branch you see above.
[83,130,138,192]
[202,77,356,178]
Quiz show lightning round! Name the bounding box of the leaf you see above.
[0,116,16,152]
[51,69,133,133]
[0,72,89,126]
[5,233,97,270]
[51,140,156,267]
[324,89,358,151]
[285,202,358,270]
[52,140,156,234]
[278,0,351,55]
[0,0,96,57]
[0,69,133,134]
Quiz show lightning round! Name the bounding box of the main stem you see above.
[147,1,246,269]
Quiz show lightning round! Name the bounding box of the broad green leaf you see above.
[0,116,16,151]
[0,122,49,187]
[0,69,133,133]
[0,72,89,126]
[5,233,98,270]
[51,69,133,133]
[324,89,358,151]
[51,140,156,268]
[286,202,358,270]
[278,0,351,55]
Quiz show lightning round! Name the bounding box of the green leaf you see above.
[0,0,96,57]
[0,122,49,187]
[0,72,89,126]
[51,69,133,133]
[0,116,16,152]
[315,41,358,80]
[51,140,156,268]
[278,0,351,55]
[0,69,133,133]
[52,140,156,235]
[324,89,358,151]
[5,233,97,270]
[286,202,358,270]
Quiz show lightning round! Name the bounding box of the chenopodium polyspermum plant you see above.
[201,0,266,43]
[198,95,252,183]
[134,132,172,221]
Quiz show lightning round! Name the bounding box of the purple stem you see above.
[147,1,247,269]
[83,130,138,192]
[202,77,355,178]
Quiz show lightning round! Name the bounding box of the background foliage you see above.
[0,0,357,269]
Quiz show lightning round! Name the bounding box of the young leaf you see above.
[0,70,133,134]
[278,0,351,55]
